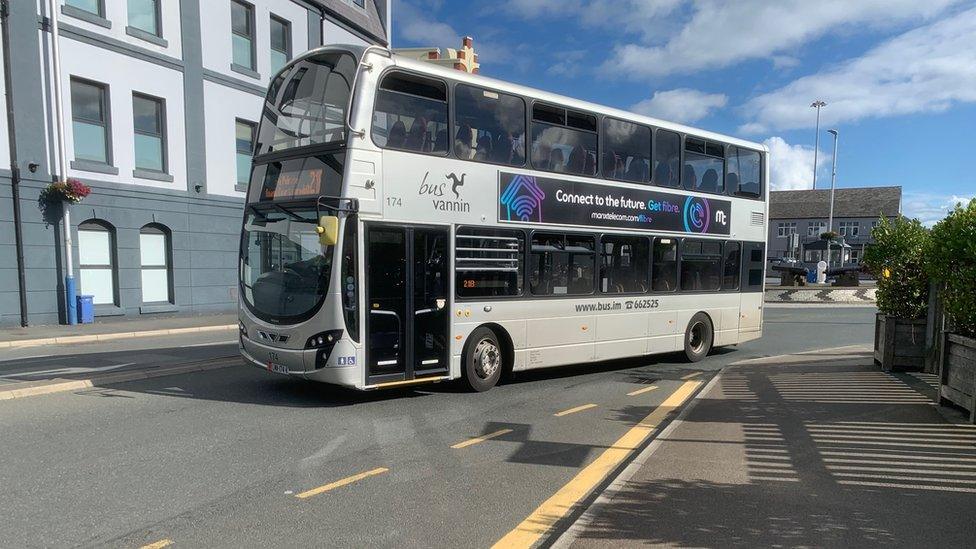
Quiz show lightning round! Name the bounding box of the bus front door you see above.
[365,224,450,385]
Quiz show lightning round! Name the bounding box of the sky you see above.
[391,0,976,225]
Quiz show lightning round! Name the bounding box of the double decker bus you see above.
[238,45,768,392]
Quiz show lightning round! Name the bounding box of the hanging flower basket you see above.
[41,178,92,204]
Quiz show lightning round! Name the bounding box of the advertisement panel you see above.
[498,172,731,235]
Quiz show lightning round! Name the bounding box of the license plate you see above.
[267,361,289,375]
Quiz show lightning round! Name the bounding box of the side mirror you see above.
[316,215,339,247]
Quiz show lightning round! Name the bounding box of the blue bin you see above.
[806,270,817,284]
[77,295,94,324]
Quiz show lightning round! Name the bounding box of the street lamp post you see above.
[810,100,826,190]
[827,129,839,269]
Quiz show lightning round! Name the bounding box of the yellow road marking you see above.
[493,380,702,548]
[140,540,173,549]
[553,403,598,417]
[681,372,702,380]
[295,467,389,499]
[451,428,514,449]
[627,385,659,396]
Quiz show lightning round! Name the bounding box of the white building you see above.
[0,0,390,326]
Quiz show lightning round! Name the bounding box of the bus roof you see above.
[286,44,767,154]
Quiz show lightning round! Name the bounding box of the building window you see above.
[231,0,255,70]
[70,78,111,165]
[603,118,650,183]
[807,221,826,237]
[140,224,172,303]
[78,220,117,306]
[133,93,166,173]
[236,119,257,186]
[849,249,861,265]
[270,15,291,75]
[776,222,797,237]
[128,0,161,36]
[839,221,860,238]
[67,0,103,16]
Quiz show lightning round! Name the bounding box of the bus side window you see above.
[603,118,651,183]
[728,146,762,198]
[653,129,681,187]
[530,103,598,177]
[600,235,649,293]
[680,239,722,292]
[683,137,725,194]
[372,72,449,155]
[455,228,523,298]
[723,242,741,290]
[454,84,526,167]
[530,233,595,296]
[651,237,677,292]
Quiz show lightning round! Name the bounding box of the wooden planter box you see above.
[874,314,926,372]
[939,333,976,423]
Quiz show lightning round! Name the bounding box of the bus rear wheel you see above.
[462,327,503,392]
[683,313,713,363]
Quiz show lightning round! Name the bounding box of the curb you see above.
[0,324,237,350]
[551,371,723,549]
[0,356,239,401]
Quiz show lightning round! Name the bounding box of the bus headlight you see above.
[306,330,343,349]
[239,321,248,338]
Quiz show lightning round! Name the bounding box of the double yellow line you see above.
[492,380,702,548]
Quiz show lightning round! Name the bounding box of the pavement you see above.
[0,312,237,347]
[0,306,913,549]
[557,352,975,548]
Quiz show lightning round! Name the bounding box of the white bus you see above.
[238,45,769,392]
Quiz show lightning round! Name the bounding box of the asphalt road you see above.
[0,306,876,548]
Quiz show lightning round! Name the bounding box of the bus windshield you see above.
[239,152,344,323]
[256,51,358,155]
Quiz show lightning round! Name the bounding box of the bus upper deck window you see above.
[454,84,526,166]
[728,146,762,198]
[372,72,449,156]
[683,137,725,194]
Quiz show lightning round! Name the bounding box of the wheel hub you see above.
[473,338,500,379]
[689,322,705,353]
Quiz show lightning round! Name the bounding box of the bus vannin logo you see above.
[500,174,546,222]
[682,196,711,233]
[420,171,471,213]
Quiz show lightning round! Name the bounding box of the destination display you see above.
[497,172,731,235]
[248,154,344,203]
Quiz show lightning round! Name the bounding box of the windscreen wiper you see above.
[247,205,269,221]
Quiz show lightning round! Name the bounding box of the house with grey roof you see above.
[767,186,902,265]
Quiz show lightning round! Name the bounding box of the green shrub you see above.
[927,199,976,339]
[863,216,930,320]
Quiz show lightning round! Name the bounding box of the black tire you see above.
[462,326,503,392]
[683,313,714,363]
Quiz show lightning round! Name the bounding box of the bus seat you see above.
[455,124,473,158]
[387,120,406,149]
[701,168,718,192]
[474,135,492,161]
[405,117,428,151]
[654,162,671,185]
[683,164,696,188]
[493,133,513,164]
[549,148,565,172]
[727,172,739,193]
[433,129,449,153]
[626,158,647,181]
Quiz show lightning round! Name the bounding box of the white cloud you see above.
[599,0,962,78]
[763,136,833,191]
[505,0,681,38]
[547,50,587,78]
[631,88,727,124]
[396,2,460,47]
[740,8,976,133]
[903,193,975,227]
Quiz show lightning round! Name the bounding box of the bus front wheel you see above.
[462,327,503,392]
[683,313,713,363]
